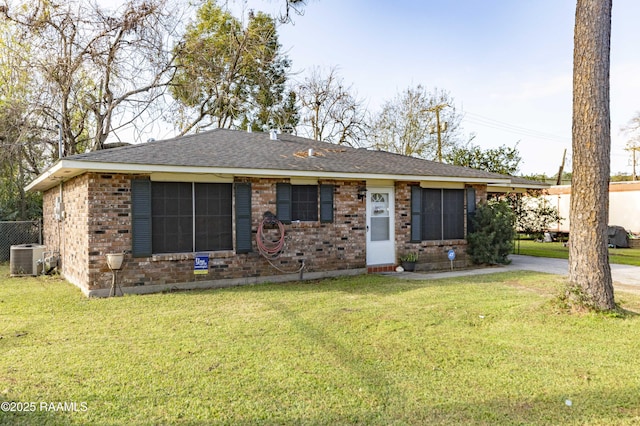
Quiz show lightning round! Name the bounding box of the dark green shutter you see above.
[235,183,252,253]
[276,183,292,223]
[320,184,334,223]
[466,187,477,235]
[410,186,422,242]
[131,179,152,257]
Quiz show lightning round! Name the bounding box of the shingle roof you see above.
[28,129,549,192]
[64,128,510,181]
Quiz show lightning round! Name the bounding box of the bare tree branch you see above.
[296,66,368,147]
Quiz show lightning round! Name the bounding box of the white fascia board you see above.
[24,162,64,192]
[488,183,550,192]
[26,159,513,191]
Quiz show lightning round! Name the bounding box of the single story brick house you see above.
[26,129,547,296]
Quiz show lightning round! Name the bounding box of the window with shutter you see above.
[412,187,467,241]
[292,185,318,221]
[277,183,331,223]
[133,181,234,255]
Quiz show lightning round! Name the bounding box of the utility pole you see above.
[625,144,640,181]
[556,148,567,185]
[429,103,449,162]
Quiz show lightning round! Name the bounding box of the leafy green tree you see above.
[467,200,515,265]
[0,18,44,219]
[277,90,300,133]
[509,195,562,240]
[370,85,462,160]
[172,2,291,133]
[445,142,521,175]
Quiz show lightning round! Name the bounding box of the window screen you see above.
[152,182,193,254]
[418,188,465,241]
[291,185,318,221]
[442,189,464,239]
[422,189,442,241]
[195,183,232,251]
[151,182,233,254]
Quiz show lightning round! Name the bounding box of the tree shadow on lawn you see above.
[220,298,640,425]
[181,270,542,298]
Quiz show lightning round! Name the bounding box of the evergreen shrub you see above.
[467,200,515,265]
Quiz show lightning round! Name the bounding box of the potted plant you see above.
[400,252,418,272]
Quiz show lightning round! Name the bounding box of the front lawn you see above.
[2,265,640,425]
[514,239,640,266]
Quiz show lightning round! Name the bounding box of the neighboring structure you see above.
[26,129,546,296]
[545,182,640,234]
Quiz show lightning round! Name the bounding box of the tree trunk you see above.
[569,0,615,310]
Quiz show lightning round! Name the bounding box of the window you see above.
[441,189,464,239]
[152,182,193,254]
[411,187,469,241]
[194,183,233,252]
[277,183,334,223]
[132,181,233,255]
[291,185,318,221]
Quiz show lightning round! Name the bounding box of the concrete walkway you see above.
[391,254,640,293]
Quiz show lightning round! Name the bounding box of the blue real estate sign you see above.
[194,253,209,275]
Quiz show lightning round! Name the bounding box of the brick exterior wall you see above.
[394,182,487,271]
[44,174,368,293]
[42,173,487,295]
[42,175,90,288]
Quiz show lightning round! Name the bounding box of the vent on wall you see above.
[10,244,46,276]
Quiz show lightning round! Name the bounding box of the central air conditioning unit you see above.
[10,244,46,276]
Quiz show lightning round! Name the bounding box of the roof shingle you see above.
[65,128,512,181]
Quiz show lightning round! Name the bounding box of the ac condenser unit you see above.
[10,244,46,276]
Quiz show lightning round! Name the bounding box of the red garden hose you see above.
[256,214,286,258]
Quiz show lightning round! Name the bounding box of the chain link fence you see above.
[0,220,43,262]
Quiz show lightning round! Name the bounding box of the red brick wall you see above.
[42,175,90,288]
[86,174,136,290]
[394,182,488,271]
[54,174,367,292]
[43,173,488,293]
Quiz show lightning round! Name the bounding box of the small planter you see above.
[399,252,418,272]
[401,261,416,272]
[106,253,124,270]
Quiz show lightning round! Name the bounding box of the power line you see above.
[463,111,569,142]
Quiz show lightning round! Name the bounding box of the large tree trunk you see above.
[569,0,615,310]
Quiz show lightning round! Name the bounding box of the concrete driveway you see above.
[507,254,640,289]
[393,254,640,293]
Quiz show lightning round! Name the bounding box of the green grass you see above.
[2,264,640,425]
[514,239,640,266]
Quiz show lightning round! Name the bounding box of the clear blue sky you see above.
[238,0,640,176]
[101,0,640,176]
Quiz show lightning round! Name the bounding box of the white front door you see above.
[366,187,395,266]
